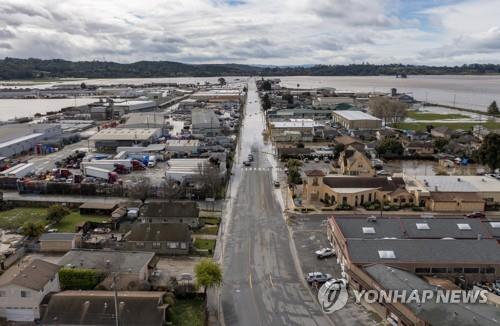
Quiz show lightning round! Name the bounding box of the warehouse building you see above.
[332,110,382,130]
[165,139,200,156]
[191,89,242,102]
[192,110,221,136]
[0,124,62,158]
[90,128,161,150]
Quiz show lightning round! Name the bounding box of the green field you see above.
[0,208,108,232]
[407,111,469,120]
[168,298,205,326]
[194,226,219,235]
[396,121,500,131]
[193,239,216,251]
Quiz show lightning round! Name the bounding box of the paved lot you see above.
[154,256,202,286]
[289,214,380,325]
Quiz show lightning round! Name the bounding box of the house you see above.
[79,202,118,216]
[302,175,412,207]
[404,141,434,156]
[316,126,340,141]
[140,202,200,228]
[0,259,60,321]
[333,135,365,152]
[39,233,78,253]
[42,291,168,326]
[58,250,156,290]
[124,223,191,255]
[430,126,452,139]
[407,130,430,141]
[338,146,375,177]
[376,128,398,141]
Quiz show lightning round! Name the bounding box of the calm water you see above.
[279,75,500,112]
[0,98,96,121]
[0,75,499,120]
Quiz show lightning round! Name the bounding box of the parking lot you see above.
[289,214,380,325]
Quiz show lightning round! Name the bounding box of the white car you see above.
[305,272,333,284]
[315,248,335,259]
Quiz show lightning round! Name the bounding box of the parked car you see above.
[243,161,251,167]
[315,248,335,259]
[376,170,391,176]
[314,157,320,163]
[305,272,333,284]
[273,180,280,188]
[248,154,254,161]
[465,212,485,218]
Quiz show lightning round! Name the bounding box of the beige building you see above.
[338,147,375,176]
[426,192,485,212]
[332,110,382,130]
[39,233,78,253]
[303,173,412,207]
[269,119,321,142]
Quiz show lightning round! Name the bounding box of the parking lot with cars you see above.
[288,213,380,325]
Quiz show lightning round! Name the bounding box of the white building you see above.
[0,259,60,321]
[165,139,200,156]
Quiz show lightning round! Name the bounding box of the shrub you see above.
[59,268,105,290]
[47,204,70,224]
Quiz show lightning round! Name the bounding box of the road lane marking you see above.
[249,273,253,288]
[269,275,274,287]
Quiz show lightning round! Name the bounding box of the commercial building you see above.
[165,139,200,156]
[191,110,221,136]
[332,110,382,130]
[0,124,62,158]
[328,216,500,283]
[165,158,211,181]
[312,97,356,109]
[266,108,334,121]
[405,175,500,209]
[90,128,161,150]
[269,119,322,142]
[191,89,242,102]
[119,113,169,135]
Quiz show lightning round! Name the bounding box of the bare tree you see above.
[127,176,152,204]
[193,163,222,199]
[368,97,408,126]
[160,178,185,201]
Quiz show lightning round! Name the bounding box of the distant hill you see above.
[1,57,500,80]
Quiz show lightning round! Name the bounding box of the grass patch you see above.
[200,217,221,226]
[407,111,469,120]
[193,239,216,251]
[0,207,109,232]
[53,211,109,232]
[0,208,48,230]
[396,121,500,131]
[194,226,219,235]
[168,297,205,326]
[199,210,222,218]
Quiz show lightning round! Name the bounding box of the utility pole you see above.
[113,273,119,326]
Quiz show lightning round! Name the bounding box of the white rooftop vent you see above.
[362,227,375,234]
[490,222,500,229]
[378,250,396,259]
[416,223,430,230]
[457,223,471,230]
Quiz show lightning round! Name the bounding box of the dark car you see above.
[465,212,485,218]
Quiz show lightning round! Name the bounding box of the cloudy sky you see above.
[0,0,499,65]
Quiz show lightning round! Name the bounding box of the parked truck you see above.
[0,163,36,178]
[83,166,119,183]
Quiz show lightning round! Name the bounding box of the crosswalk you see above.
[242,167,273,172]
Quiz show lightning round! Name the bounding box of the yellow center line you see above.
[269,274,274,288]
[249,273,253,288]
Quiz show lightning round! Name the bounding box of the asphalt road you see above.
[220,79,332,326]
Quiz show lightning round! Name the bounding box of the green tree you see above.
[474,133,500,170]
[487,101,499,115]
[376,139,404,158]
[261,80,272,91]
[59,268,106,290]
[194,258,223,296]
[262,93,272,111]
[433,138,449,152]
[333,143,345,159]
[21,221,45,238]
[218,77,226,86]
[80,82,87,89]
[285,159,302,170]
[287,166,302,184]
[46,204,70,224]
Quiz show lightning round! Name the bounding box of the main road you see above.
[218,79,332,326]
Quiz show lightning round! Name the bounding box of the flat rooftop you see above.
[415,175,500,192]
[90,128,160,141]
[333,110,381,121]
